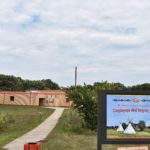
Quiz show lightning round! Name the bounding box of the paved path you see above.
[3,107,64,150]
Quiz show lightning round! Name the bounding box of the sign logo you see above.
[133,98,139,103]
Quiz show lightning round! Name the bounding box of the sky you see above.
[0,0,150,86]
[107,94,150,126]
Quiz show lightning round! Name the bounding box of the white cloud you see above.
[0,0,150,86]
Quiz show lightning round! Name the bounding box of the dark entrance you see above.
[39,98,46,106]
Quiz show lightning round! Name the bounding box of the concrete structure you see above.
[0,90,73,107]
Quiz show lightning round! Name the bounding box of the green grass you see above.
[41,109,97,150]
[107,129,150,138]
[0,104,54,148]
[1,106,149,150]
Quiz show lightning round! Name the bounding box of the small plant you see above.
[4,113,15,124]
[38,112,43,118]
[0,113,15,131]
[0,114,7,130]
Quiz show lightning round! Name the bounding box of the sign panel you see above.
[98,90,150,150]
[107,94,150,140]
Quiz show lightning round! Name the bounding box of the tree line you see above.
[0,74,60,91]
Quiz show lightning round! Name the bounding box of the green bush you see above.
[61,109,85,133]
[67,87,98,130]
[77,90,97,130]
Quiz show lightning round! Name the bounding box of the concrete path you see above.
[3,107,64,150]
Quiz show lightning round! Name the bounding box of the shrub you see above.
[61,109,85,133]
[77,90,97,130]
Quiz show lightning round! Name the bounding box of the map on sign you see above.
[107,94,150,139]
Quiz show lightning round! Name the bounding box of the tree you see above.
[0,75,24,91]
[138,120,146,131]
[23,80,46,90]
[67,86,98,130]
[94,81,126,92]
[0,74,60,91]
[42,79,60,89]
[130,83,150,90]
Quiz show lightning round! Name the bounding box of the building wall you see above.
[0,93,31,105]
[37,93,69,107]
[48,94,67,107]
[0,94,4,104]
[0,91,72,107]
[31,93,39,106]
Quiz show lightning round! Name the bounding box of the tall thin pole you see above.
[75,66,77,87]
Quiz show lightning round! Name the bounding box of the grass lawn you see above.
[41,109,97,150]
[107,129,150,138]
[0,104,54,148]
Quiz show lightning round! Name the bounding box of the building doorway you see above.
[39,98,46,106]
